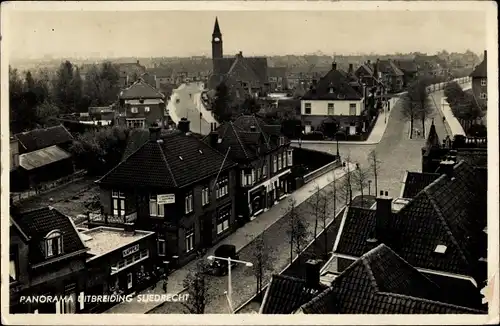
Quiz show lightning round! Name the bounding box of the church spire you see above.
[213,17,221,36]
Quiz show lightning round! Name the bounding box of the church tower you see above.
[212,17,223,60]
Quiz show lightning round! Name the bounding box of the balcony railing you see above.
[88,211,137,225]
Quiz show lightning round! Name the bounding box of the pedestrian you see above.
[162,277,168,293]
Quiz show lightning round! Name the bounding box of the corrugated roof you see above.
[19,145,72,171]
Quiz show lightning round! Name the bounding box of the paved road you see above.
[296,89,452,197]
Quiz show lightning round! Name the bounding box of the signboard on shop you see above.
[123,244,140,258]
[157,194,175,205]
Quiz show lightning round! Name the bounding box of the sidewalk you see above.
[104,163,356,314]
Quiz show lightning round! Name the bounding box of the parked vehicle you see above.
[207,245,239,276]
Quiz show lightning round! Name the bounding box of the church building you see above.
[208,17,269,96]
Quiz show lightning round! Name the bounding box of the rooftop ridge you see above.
[157,140,178,187]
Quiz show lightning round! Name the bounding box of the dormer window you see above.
[434,244,447,254]
[337,94,345,100]
[45,230,63,258]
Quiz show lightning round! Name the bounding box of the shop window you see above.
[56,284,76,314]
[216,176,229,199]
[149,194,165,217]
[185,227,194,253]
[112,190,125,216]
[217,207,231,235]
[45,230,63,258]
[184,193,193,214]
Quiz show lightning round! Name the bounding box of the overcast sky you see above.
[6,5,488,59]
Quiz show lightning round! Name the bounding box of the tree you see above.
[285,197,310,265]
[24,70,35,92]
[338,155,354,205]
[35,102,60,127]
[70,67,84,111]
[212,82,233,122]
[352,165,370,207]
[9,66,39,133]
[249,234,275,300]
[182,260,210,314]
[83,62,121,107]
[403,77,434,137]
[368,149,382,196]
[53,60,77,113]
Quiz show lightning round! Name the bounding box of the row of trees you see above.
[401,77,434,139]
[444,82,484,121]
[9,61,121,134]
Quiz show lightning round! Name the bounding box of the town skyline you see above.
[6,8,487,60]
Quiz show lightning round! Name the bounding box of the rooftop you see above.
[81,226,154,259]
[19,145,72,171]
[14,124,73,152]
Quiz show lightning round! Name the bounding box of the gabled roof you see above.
[397,60,419,73]
[335,161,486,278]
[15,125,73,152]
[356,63,374,76]
[212,55,268,85]
[301,67,363,101]
[98,131,237,189]
[299,244,485,314]
[227,56,262,85]
[401,171,440,198]
[19,145,72,171]
[374,60,405,76]
[119,79,166,100]
[470,54,487,78]
[260,274,327,314]
[11,207,87,265]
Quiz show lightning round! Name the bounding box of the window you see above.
[57,284,77,314]
[185,227,194,253]
[282,152,287,168]
[201,186,210,206]
[184,193,193,214]
[111,250,149,275]
[176,98,180,104]
[112,190,125,216]
[149,194,165,217]
[349,103,357,116]
[216,176,229,199]
[278,136,285,146]
[304,103,311,114]
[481,79,487,86]
[217,207,231,234]
[277,153,282,171]
[328,103,335,115]
[273,155,278,173]
[131,107,138,114]
[480,92,487,99]
[157,238,166,256]
[144,106,150,112]
[262,163,267,178]
[241,168,255,187]
[287,149,293,166]
[329,87,334,94]
[126,119,145,128]
[45,230,63,258]
[10,252,17,282]
[11,152,19,168]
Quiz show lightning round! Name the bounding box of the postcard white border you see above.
[1,1,498,325]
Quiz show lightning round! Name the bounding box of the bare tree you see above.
[352,165,370,207]
[338,155,354,205]
[182,260,210,314]
[249,234,275,300]
[402,77,434,138]
[285,197,310,265]
[308,183,324,242]
[368,149,382,196]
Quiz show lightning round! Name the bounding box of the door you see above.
[127,272,133,290]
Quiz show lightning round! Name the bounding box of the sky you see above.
[6,7,488,60]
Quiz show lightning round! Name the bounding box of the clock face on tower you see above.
[214,37,220,42]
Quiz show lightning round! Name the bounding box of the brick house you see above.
[117,60,147,87]
[206,115,294,223]
[372,59,405,93]
[117,79,167,129]
[94,122,238,268]
[470,50,487,110]
[10,207,88,314]
[300,62,368,136]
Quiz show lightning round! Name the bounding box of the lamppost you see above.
[207,255,253,313]
[368,180,372,196]
[334,131,343,159]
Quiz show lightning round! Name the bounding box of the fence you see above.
[11,169,88,203]
[303,159,341,184]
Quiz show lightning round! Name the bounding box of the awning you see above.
[19,145,72,171]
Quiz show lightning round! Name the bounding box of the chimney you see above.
[439,160,455,179]
[332,62,337,71]
[305,259,321,287]
[209,131,219,148]
[375,190,393,241]
[149,123,161,141]
[178,117,190,133]
[348,64,353,74]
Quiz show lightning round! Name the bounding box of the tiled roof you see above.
[206,115,285,162]
[301,67,363,101]
[456,149,487,168]
[401,172,440,198]
[11,207,86,265]
[260,274,327,314]
[374,60,405,76]
[99,131,237,189]
[470,56,487,78]
[268,67,287,78]
[119,79,166,100]
[299,244,485,314]
[19,145,72,171]
[15,125,73,152]
[227,57,262,85]
[356,64,374,76]
[213,58,236,75]
[397,60,419,73]
[213,56,268,85]
[335,161,486,278]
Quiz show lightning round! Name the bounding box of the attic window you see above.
[179,156,184,161]
[45,230,63,258]
[435,244,447,254]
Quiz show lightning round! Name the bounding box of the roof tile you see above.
[15,125,73,152]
